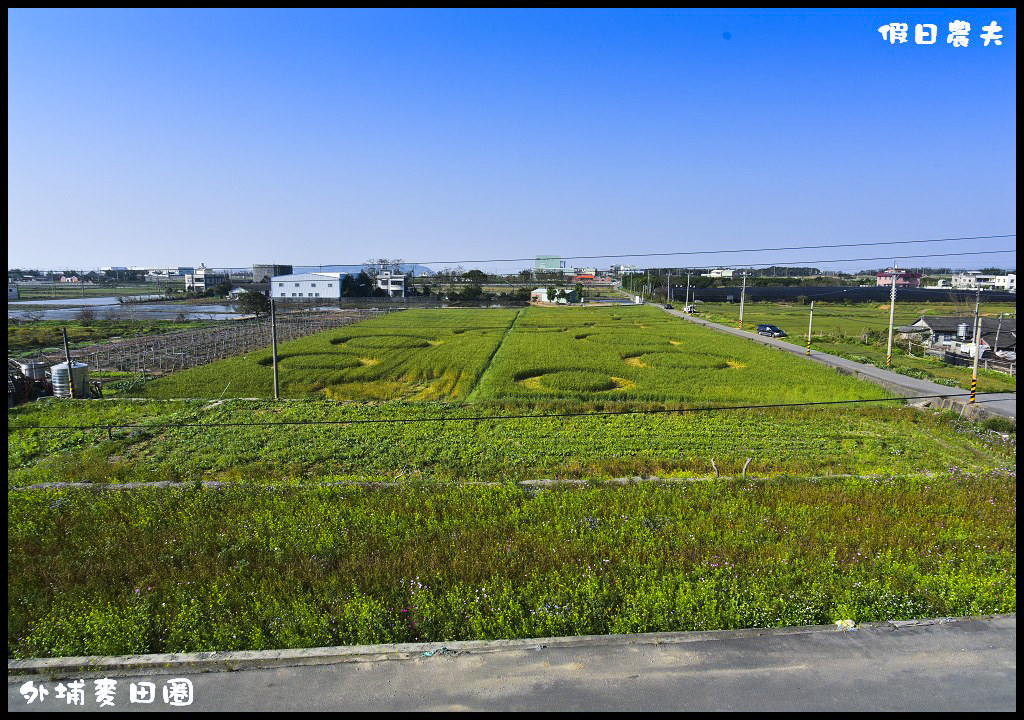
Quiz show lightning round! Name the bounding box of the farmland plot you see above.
[135,308,519,401]
[134,305,892,406]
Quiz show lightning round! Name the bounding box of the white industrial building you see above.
[375,272,406,297]
[951,272,1016,292]
[271,272,345,299]
[185,264,230,292]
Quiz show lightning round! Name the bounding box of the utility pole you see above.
[806,301,814,355]
[885,265,898,367]
[667,270,672,303]
[270,297,280,400]
[685,272,691,308]
[970,289,981,403]
[738,272,747,330]
[62,327,75,399]
[993,313,1005,356]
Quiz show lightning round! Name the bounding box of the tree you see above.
[237,290,271,317]
[354,271,373,297]
[462,269,488,284]
[75,306,97,324]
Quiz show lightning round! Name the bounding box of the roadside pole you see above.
[885,269,897,367]
[970,289,981,403]
[806,301,814,355]
[993,313,1004,356]
[738,272,747,330]
[685,272,691,307]
[270,298,280,401]
[667,271,672,303]
[62,327,75,399]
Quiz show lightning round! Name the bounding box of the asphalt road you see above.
[8,617,1016,712]
[664,307,1016,420]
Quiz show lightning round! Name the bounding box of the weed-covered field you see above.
[7,398,1015,485]
[6,304,1017,658]
[9,471,1015,657]
[131,305,895,404]
[694,301,1017,393]
[8,319,214,356]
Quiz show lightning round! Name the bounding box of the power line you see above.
[7,392,1013,432]
[14,233,1015,272]
[409,234,1018,267]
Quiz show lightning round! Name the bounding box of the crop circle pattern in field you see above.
[582,332,673,346]
[516,370,624,393]
[330,334,432,350]
[256,353,363,370]
[639,351,731,370]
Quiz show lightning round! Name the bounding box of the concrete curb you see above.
[8,615,1013,679]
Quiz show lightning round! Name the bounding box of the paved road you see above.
[8,617,1015,712]
[665,307,1016,420]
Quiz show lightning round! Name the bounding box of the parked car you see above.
[756,324,787,338]
[664,303,674,309]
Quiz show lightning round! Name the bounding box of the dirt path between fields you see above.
[464,308,523,401]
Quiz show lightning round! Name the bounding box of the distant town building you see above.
[910,316,1016,357]
[701,268,736,278]
[530,287,579,304]
[271,272,344,300]
[253,264,294,283]
[375,272,406,297]
[876,267,922,288]
[185,264,230,293]
[535,255,564,271]
[610,264,641,276]
[951,271,1016,292]
[228,283,270,299]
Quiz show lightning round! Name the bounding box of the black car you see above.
[664,303,674,309]
[756,324,787,338]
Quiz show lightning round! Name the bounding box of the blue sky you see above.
[7,9,1016,272]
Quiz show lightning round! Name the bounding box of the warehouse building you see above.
[271,272,345,299]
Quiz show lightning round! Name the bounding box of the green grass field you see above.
[7,304,1017,658]
[692,301,1017,393]
[9,471,1016,657]
[131,305,896,405]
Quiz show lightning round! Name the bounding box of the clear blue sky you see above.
[7,9,1016,272]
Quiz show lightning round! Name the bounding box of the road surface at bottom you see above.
[8,616,1015,712]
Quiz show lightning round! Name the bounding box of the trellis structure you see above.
[28,309,398,376]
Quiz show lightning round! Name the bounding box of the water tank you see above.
[19,361,48,380]
[957,323,970,340]
[50,362,89,398]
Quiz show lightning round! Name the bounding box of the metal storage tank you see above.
[50,362,89,398]
[19,361,48,380]
[957,323,970,339]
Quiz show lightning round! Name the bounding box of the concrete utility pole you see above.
[738,272,747,330]
[970,289,981,403]
[685,272,691,307]
[62,327,75,399]
[993,313,1005,356]
[885,266,898,368]
[806,301,814,356]
[667,271,672,303]
[270,298,280,401]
